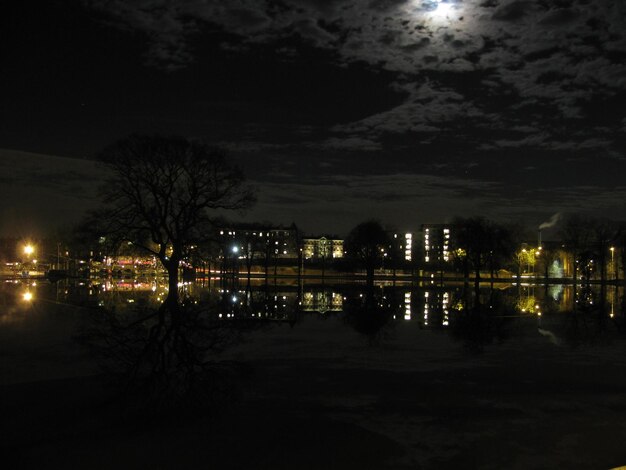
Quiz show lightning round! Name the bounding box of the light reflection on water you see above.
[2,278,625,348]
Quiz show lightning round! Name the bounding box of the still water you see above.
[3,277,626,350]
[4,278,626,470]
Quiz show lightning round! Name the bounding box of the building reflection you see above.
[418,287,460,329]
[301,290,343,314]
[1,279,625,335]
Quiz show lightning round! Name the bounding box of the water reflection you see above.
[447,287,518,353]
[301,289,343,314]
[216,285,300,324]
[2,278,625,349]
[343,285,395,345]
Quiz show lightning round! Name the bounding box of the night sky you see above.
[2,0,625,236]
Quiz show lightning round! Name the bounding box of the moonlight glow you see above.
[433,1,453,18]
[419,0,463,25]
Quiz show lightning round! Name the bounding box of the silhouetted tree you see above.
[615,224,626,283]
[86,134,255,312]
[559,214,595,283]
[343,286,394,345]
[592,218,618,283]
[452,217,514,291]
[536,246,555,285]
[344,220,391,285]
[78,135,256,410]
[448,287,516,354]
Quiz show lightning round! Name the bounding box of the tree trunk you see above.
[474,263,481,293]
[162,256,181,316]
[600,253,606,284]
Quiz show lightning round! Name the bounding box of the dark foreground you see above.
[3,313,626,469]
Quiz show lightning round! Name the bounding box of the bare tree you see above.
[559,214,595,283]
[592,218,618,283]
[79,135,256,409]
[452,217,514,291]
[90,134,255,312]
[344,220,390,285]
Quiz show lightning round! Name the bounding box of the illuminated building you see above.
[421,289,455,328]
[388,232,414,262]
[218,224,299,259]
[302,236,343,260]
[420,224,453,264]
[301,290,343,313]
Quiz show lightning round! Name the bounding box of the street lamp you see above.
[521,248,529,274]
[22,244,36,276]
[610,247,615,281]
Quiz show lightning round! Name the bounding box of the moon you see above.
[432,1,454,19]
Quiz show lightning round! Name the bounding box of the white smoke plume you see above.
[539,213,561,230]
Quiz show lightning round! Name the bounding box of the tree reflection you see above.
[448,288,518,353]
[613,292,626,335]
[555,286,619,347]
[343,285,394,345]
[78,298,258,413]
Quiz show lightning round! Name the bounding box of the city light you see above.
[24,244,34,256]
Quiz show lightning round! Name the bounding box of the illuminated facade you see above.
[302,237,343,260]
[218,225,299,259]
[103,255,158,273]
[421,224,453,264]
[301,290,343,313]
[389,232,414,262]
[421,289,453,328]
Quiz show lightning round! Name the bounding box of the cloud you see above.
[538,7,580,26]
[313,137,382,151]
[246,168,626,235]
[492,0,536,22]
[332,81,488,135]
[291,18,337,47]
[82,0,626,172]
[245,172,507,234]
